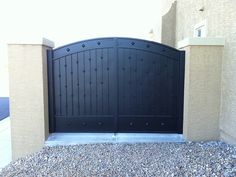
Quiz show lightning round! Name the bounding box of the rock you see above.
[0,141,236,176]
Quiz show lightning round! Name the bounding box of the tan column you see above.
[178,38,224,141]
[8,38,54,160]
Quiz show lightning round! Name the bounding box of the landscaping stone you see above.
[1,141,236,177]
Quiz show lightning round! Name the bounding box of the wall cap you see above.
[177,37,225,49]
[7,37,54,48]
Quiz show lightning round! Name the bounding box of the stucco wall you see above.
[8,43,52,160]
[173,0,236,144]
[161,1,176,47]
[181,45,223,141]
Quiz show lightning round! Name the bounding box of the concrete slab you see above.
[46,133,184,146]
[0,117,12,170]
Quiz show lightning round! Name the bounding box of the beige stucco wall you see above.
[181,45,223,141]
[161,0,176,47]
[8,41,53,160]
[162,0,236,144]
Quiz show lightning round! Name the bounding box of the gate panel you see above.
[48,38,184,133]
[117,47,180,132]
[50,45,117,132]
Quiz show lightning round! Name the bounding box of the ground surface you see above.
[1,141,236,177]
[0,97,9,121]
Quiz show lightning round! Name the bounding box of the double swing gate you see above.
[47,38,185,133]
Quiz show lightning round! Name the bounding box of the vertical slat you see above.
[72,53,78,115]
[90,49,97,115]
[47,49,55,132]
[78,52,85,115]
[178,51,185,133]
[159,56,165,115]
[137,50,143,115]
[130,49,136,115]
[95,49,98,114]
[84,50,90,115]
[118,49,122,114]
[103,48,109,114]
[66,55,72,116]
[76,53,81,115]
[97,49,103,115]
[114,38,119,131]
[60,57,67,116]
[134,49,138,115]
[107,49,110,114]
[53,60,60,115]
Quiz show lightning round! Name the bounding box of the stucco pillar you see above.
[8,38,54,160]
[178,38,224,141]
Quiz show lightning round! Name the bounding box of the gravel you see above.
[1,141,236,177]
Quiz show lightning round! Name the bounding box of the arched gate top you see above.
[52,37,181,59]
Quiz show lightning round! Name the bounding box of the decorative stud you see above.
[101,82,103,85]
[101,56,103,59]
[162,49,166,52]
[76,61,79,64]
[94,68,97,71]
[64,64,67,67]
[83,70,85,73]
[128,56,131,59]
[98,122,103,126]
[89,58,91,61]
[161,122,165,126]
[131,42,135,45]
[82,122,87,126]
[145,122,149,126]
[82,44,85,48]
[146,44,150,48]
[65,85,67,88]
[129,122,133,126]
[71,72,73,74]
[66,48,70,52]
[107,67,109,71]
[97,41,101,45]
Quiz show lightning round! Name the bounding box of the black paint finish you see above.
[47,38,185,133]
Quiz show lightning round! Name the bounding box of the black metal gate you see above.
[48,38,185,133]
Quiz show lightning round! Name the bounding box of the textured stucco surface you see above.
[161,1,176,47]
[8,44,50,160]
[182,45,223,141]
[175,0,236,144]
[162,0,236,144]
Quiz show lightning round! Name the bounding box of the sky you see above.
[0,0,163,96]
[0,0,162,46]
